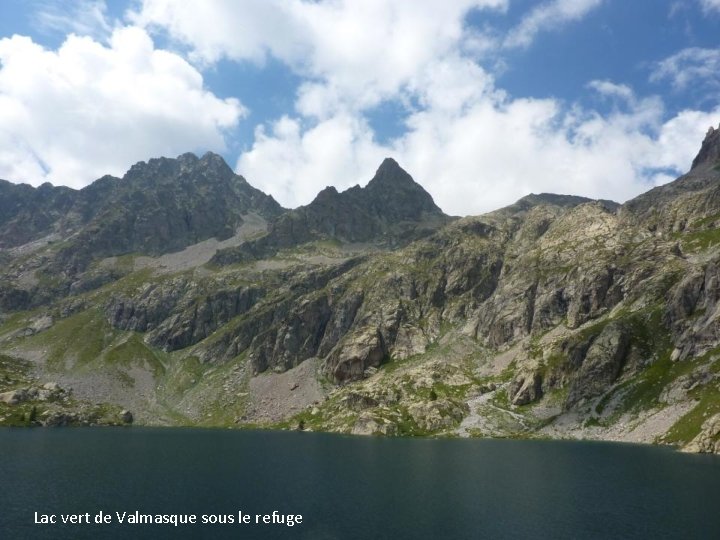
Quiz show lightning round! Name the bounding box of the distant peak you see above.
[378,157,401,171]
[367,157,415,190]
[312,185,339,204]
[518,193,594,207]
[363,157,444,216]
[319,185,339,195]
[178,152,199,163]
[510,193,620,213]
[200,151,224,163]
[201,151,233,171]
[691,123,720,170]
[124,150,234,182]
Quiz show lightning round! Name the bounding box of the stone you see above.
[683,414,720,454]
[0,389,27,405]
[510,371,543,406]
[351,413,398,436]
[43,413,76,427]
[407,399,468,432]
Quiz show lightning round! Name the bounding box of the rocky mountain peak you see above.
[518,193,595,208]
[123,151,237,185]
[177,152,200,164]
[367,157,415,189]
[198,151,235,177]
[210,157,450,264]
[364,158,444,218]
[313,185,340,203]
[691,123,720,170]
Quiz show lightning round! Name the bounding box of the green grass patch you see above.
[160,355,206,397]
[690,212,720,229]
[664,378,720,445]
[104,334,166,376]
[20,309,117,371]
[0,354,33,391]
[0,311,37,337]
[681,227,720,252]
[492,387,510,408]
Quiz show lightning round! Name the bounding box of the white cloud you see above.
[0,26,244,187]
[700,0,720,13]
[587,80,635,102]
[131,0,508,117]
[129,0,304,65]
[33,0,113,41]
[651,47,720,90]
[504,0,603,49]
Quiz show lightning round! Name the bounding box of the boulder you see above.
[0,388,34,405]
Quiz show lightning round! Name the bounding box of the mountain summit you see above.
[364,158,445,220]
[366,157,421,191]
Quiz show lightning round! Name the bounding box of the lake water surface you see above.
[1,428,719,539]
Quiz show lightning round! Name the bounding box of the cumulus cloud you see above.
[131,0,507,117]
[129,0,304,65]
[651,47,720,91]
[0,26,244,187]
[504,0,603,49]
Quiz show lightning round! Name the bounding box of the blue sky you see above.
[0,0,718,215]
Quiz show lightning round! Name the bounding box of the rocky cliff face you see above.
[1,130,719,454]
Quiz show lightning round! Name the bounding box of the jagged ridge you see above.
[210,158,451,265]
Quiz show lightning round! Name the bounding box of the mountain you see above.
[210,157,451,265]
[0,152,283,311]
[1,128,719,455]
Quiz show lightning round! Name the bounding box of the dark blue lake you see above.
[1,428,719,539]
